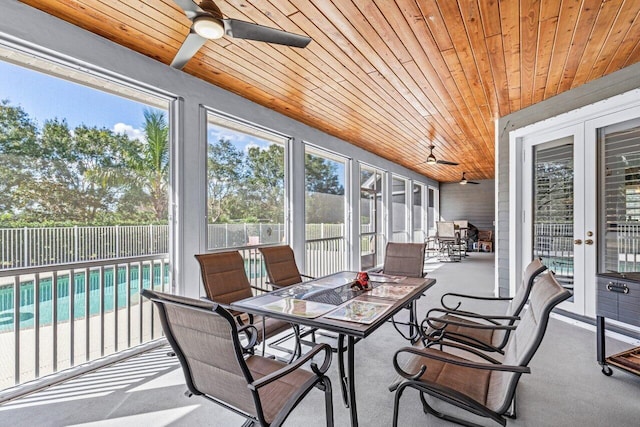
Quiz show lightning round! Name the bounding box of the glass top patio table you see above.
[232,271,435,338]
[231,271,436,427]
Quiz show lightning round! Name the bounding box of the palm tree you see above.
[129,109,169,221]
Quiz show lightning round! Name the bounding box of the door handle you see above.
[574,239,583,245]
[585,239,594,245]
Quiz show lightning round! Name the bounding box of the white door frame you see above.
[509,88,640,316]
[522,124,586,315]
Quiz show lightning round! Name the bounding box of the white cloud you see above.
[112,122,145,141]
[244,142,260,153]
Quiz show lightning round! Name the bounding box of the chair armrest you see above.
[420,336,503,363]
[392,346,530,382]
[426,307,519,324]
[422,314,518,332]
[441,292,513,311]
[248,343,332,391]
[237,324,259,351]
[250,284,274,293]
[200,296,255,325]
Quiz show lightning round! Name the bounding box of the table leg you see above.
[409,301,417,343]
[337,334,359,426]
[337,334,349,407]
[347,335,358,427]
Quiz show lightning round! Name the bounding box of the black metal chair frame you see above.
[390,271,571,427]
[422,259,548,354]
[142,289,334,427]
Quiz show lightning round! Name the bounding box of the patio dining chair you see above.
[195,251,302,360]
[142,289,334,427]
[435,221,462,261]
[259,245,314,289]
[390,271,571,426]
[421,258,547,354]
[376,242,427,342]
[453,220,469,257]
[258,245,320,352]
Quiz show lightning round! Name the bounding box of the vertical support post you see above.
[74,226,78,263]
[23,227,28,268]
[13,275,20,385]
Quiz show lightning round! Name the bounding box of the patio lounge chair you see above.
[195,251,302,360]
[422,258,547,354]
[142,289,334,427]
[390,271,570,426]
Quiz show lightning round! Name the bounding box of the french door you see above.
[522,124,596,316]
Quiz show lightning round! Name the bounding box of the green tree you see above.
[0,100,136,223]
[305,153,344,224]
[305,153,344,195]
[0,101,38,214]
[207,137,246,222]
[125,109,169,221]
[245,144,285,222]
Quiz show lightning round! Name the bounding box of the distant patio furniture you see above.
[477,230,493,252]
[435,221,461,261]
[453,220,469,256]
[390,271,571,426]
[422,258,547,354]
[195,251,302,360]
[142,289,334,427]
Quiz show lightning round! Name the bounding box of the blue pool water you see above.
[0,265,170,332]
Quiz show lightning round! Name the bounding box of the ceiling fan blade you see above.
[173,0,204,19]
[223,18,311,48]
[436,159,459,166]
[468,181,480,184]
[171,30,207,69]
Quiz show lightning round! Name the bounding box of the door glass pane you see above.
[533,137,574,296]
[598,120,640,276]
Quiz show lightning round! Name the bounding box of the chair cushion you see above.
[247,356,315,424]
[395,346,491,406]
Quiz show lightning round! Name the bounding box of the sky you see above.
[0,60,154,140]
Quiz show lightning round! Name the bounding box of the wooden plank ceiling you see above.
[19,0,640,182]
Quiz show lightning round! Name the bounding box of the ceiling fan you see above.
[423,145,459,166]
[171,0,312,69]
[460,172,479,185]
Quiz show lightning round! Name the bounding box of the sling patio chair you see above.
[421,258,547,354]
[142,289,334,427]
[195,251,302,360]
[258,245,320,352]
[435,221,462,262]
[372,242,427,343]
[389,271,571,426]
[258,245,314,289]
